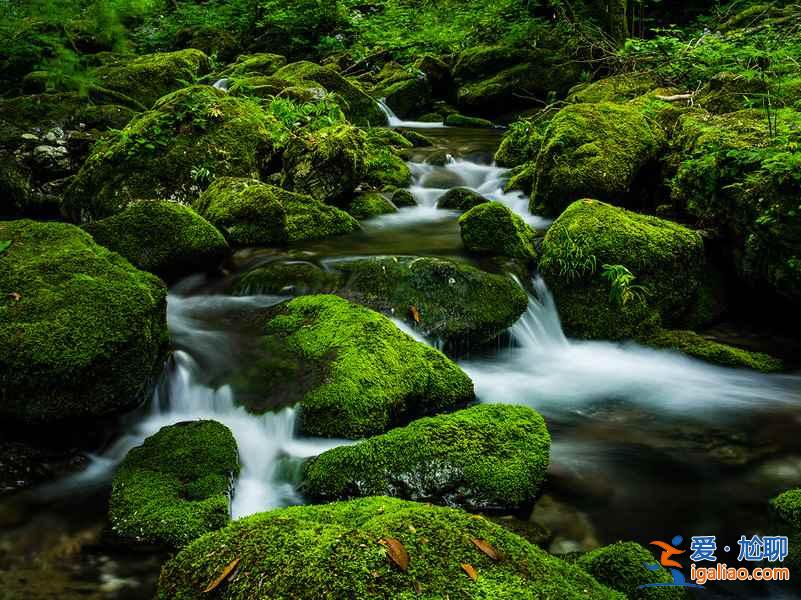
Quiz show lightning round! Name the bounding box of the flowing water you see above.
[3,123,801,599]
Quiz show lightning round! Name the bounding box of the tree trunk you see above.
[607,0,629,45]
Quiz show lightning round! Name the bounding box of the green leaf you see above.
[0,240,11,255]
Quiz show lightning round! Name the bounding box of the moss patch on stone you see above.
[349,192,397,220]
[0,220,167,423]
[157,496,622,600]
[459,202,537,260]
[437,187,489,211]
[109,420,239,548]
[232,261,340,296]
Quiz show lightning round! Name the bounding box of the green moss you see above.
[109,420,239,548]
[84,200,229,281]
[337,256,528,348]
[232,261,340,296]
[349,192,397,220]
[459,202,538,260]
[771,488,801,529]
[397,129,434,147]
[92,49,211,108]
[577,542,684,599]
[380,76,432,119]
[65,86,280,221]
[567,73,658,104]
[0,158,32,218]
[363,137,412,190]
[218,53,288,77]
[193,177,358,247]
[437,187,489,211]
[0,220,168,423]
[495,120,544,168]
[260,295,474,438]
[227,75,294,98]
[392,189,417,207]
[530,102,665,216]
[539,200,704,340]
[157,496,622,600]
[303,404,550,512]
[444,113,494,128]
[645,329,783,373]
[273,61,387,126]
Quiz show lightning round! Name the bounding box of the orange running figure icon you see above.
[649,539,685,569]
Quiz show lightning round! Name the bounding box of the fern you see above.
[601,264,649,307]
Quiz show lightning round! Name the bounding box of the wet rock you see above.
[232,261,340,296]
[437,187,489,211]
[459,202,537,260]
[531,495,600,554]
[391,189,416,207]
[444,113,494,128]
[348,192,397,219]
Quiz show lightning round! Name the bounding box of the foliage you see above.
[544,225,597,283]
[601,263,649,307]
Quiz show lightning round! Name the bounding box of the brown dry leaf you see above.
[461,563,478,581]
[7,292,20,301]
[471,538,501,561]
[413,581,423,595]
[379,537,410,571]
[203,558,240,593]
[409,305,421,324]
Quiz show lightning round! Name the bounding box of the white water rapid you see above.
[377,99,447,128]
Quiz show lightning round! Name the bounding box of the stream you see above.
[2,117,801,599]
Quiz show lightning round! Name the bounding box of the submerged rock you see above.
[302,404,550,513]
[437,187,489,211]
[109,420,239,548]
[232,261,340,295]
[194,177,358,247]
[459,202,537,260]
[257,295,474,438]
[444,113,494,128]
[84,200,229,281]
[0,220,168,424]
[157,496,621,600]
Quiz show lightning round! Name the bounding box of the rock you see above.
[227,75,295,98]
[538,199,705,340]
[459,202,537,260]
[0,157,32,218]
[364,130,412,189]
[0,220,168,424]
[302,404,550,512]
[444,113,493,128]
[697,71,767,114]
[84,200,229,281]
[64,86,278,221]
[530,102,664,216]
[397,128,434,147]
[217,53,287,77]
[437,187,489,211]
[232,261,340,295]
[174,27,241,63]
[577,542,683,599]
[281,124,368,205]
[156,496,621,600]
[772,488,801,529]
[257,295,474,438]
[109,421,239,548]
[272,61,387,126]
[391,189,416,207]
[194,177,358,247]
[416,54,453,98]
[337,256,528,348]
[348,192,397,219]
[381,76,432,119]
[494,119,544,168]
[92,49,211,108]
[566,73,658,104]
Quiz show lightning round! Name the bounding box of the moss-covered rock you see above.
[349,192,397,219]
[92,49,211,108]
[577,542,684,599]
[109,420,239,548]
[193,177,358,247]
[157,496,622,600]
[539,200,705,340]
[645,329,783,373]
[337,256,528,348]
[444,113,494,128]
[0,157,32,218]
[303,404,549,512]
[364,148,412,189]
[84,201,229,280]
[567,73,658,104]
[258,295,474,438]
[437,187,489,211]
[218,53,287,77]
[495,120,544,168]
[64,86,279,221]
[273,61,387,126]
[281,124,368,205]
[0,220,168,424]
[459,202,537,260]
[392,189,417,207]
[771,488,801,528]
[232,261,340,295]
[530,102,665,216]
[381,75,432,119]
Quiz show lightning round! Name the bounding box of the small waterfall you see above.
[462,278,801,417]
[376,99,446,129]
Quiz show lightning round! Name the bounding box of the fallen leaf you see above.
[413,581,422,595]
[409,305,421,324]
[7,292,20,301]
[471,538,502,561]
[379,537,410,571]
[203,558,240,593]
[0,240,11,255]
[461,563,478,581]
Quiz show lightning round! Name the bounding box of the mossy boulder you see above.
[92,49,211,108]
[437,187,489,211]
[381,76,432,119]
[459,202,537,260]
[273,61,387,126]
[539,200,705,340]
[64,86,279,221]
[258,295,474,438]
[444,113,494,128]
[364,146,412,189]
[495,120,544,168]
[281,124,368,205]
[302,404,550,512]
[349,192,397,220]
[0,157,32,218]
[218,53,287,77]
[392,189,417,207]
[157,496,622,600]
[530,102,665,216]
[567,73,658,104]
[232,261,340,295]
[771,488,801,529]
[193,177,358,247]
[645,329,783,373]
[337,256,528,348]
[0,220,168,424]
[577,542,684,599]
[109,420,239,548]
[84,201,229,280]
